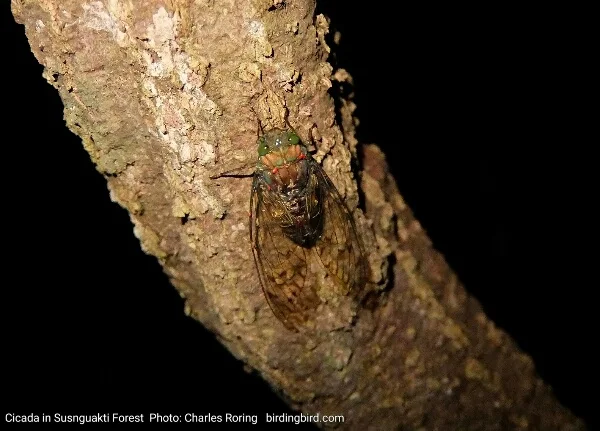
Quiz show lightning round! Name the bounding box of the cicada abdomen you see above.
[249,129,366,330]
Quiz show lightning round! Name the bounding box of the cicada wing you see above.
[311,162,367,298]
[250,176,320,331]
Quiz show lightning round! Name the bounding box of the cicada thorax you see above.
[257,145,324,247]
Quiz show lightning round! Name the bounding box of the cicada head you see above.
[257,129,305,160]
[256,129,309,190]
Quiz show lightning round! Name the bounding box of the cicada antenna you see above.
[249,106,265,136]
[257,117,264,136]
[283,116,296,133]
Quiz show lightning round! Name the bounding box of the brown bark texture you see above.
[11,0,584,429]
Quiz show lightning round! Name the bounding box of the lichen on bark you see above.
[11,0,585,429]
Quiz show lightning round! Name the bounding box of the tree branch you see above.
[12,0,584,428]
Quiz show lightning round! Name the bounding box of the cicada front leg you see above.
[208,161,255,180]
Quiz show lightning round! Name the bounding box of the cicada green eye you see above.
[288,132,300,145]
[258,137,269,156]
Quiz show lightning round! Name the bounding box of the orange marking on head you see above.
[272,167,279,174]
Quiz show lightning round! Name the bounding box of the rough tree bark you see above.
[11,0,584,429]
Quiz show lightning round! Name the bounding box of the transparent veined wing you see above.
[250,175,321,331]
[312,162,367,299]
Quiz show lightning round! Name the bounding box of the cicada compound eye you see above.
[288,132,300,145]
[258,137,269,156]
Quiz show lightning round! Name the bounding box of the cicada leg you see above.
[208,161,255,179]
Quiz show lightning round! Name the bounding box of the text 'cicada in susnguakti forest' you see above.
[250,128,367,331]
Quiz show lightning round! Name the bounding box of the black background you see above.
[2,2,595,429]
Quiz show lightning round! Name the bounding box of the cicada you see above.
[250,129,366,330]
